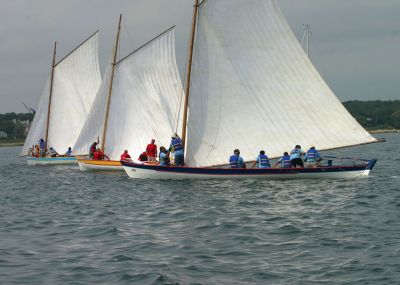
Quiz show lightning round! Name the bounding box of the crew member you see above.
[273,152,292,168]
[170,133,184,166]
[47,147,59,157]
[304,146,322,167]
[39,138,46,157]
[159,146,170,166]
[34,145,40,157]
[229,149,246,168]
[146,139,157,162]
[120,150,131,161]
[65,147,72,156]
[89,142,98,159]
[290,145,305,168]
[138,152,148,162]
[93,148,109,160]
[252,150,271,168]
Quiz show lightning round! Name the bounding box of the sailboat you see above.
[73,15,184,171]
[21,32,101,165]
[122,0,381,179]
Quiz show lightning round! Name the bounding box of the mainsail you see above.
[72,27,183,160]
[21,32,101,156]
[185,0,377,167]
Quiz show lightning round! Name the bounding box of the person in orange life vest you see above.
[33,145,40,157]
[146,139,157,162]
[120,150,131,162]
[93,148,109,160]
[138,152,148,162]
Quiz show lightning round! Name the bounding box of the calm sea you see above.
[0,133,399,285]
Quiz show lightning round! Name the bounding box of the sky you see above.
[1,0,400,113]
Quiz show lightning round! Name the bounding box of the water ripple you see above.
[0,135,399,284]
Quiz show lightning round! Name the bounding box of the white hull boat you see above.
[122,160,377,180]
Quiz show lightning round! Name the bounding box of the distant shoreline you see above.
[369,129,400,134]
[0,143,23,147]
[0,139,24,147]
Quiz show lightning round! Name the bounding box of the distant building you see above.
[0,131,7,138]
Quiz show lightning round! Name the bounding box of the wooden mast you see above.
[100,14,122,153]
[181,0,199,148]
[44,41,57,150]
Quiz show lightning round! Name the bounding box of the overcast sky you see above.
[1,0,400,113]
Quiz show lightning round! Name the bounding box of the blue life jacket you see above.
[290,148,301,160]
[171,138,183,151]
[66,150,72,156]
[258,154,271,168]
[305,149,320,162]
[39,140,46,149]
[159,152,169,166]
[281,155,292,168]
[229,155,239,168]
[306,149,318,162]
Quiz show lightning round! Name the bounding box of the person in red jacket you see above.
[146,139,157,162]
[138,151,148,162]
[93,148,109,160]
[120,150,131,162]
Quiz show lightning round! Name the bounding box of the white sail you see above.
[73,28,183,160]
[185,0,377,167]
[20,78,51,155]
[21,33,101,156]
[72,64,112,156]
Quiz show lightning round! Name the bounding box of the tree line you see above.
[343,100,400,130]
[0,100,399,139]
[0,113,34,139]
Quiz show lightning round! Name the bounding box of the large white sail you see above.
[185,0,377,167]
[73,28,183,160]
[21,33,101,156]
[72,64,112,156]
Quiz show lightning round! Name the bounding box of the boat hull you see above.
[27,157,77,166]
[77,159,123,171]
[121,160,377,180]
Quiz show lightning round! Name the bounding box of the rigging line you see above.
[122,16,136,52]
[301,25,306,47]
[198,0,207,7]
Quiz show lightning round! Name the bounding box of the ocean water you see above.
[0,133,399,285]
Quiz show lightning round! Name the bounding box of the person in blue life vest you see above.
[252,150,271,168]
[229,149,246,168]
[273,152,292,168]
[304,146,322,167]
[170,133,184,166]
[290,145,305,168]
[39,138,46,157]
[65,147,72,156]
[159,146,170,166]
